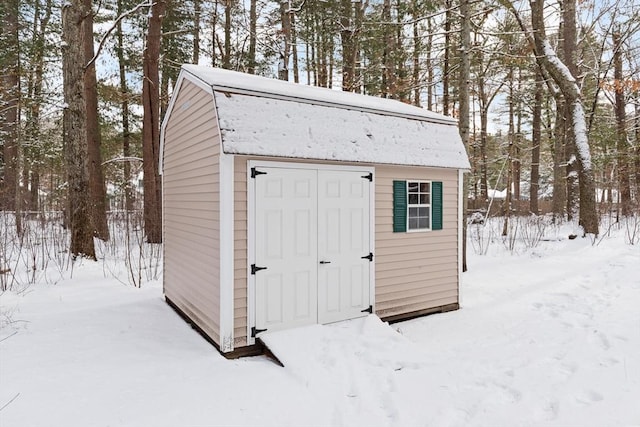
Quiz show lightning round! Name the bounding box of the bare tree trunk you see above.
[62,0,96,259]
[278,0,291,80]
[459,0,471,270]
[353,0,363,93]
[223,0,231,69]
[248,0,256,73]
[426,17,434,111]
[84,0,109,241]
[530,0,598,235]
[565,124,578,220]
[142,0,166,243]
[479,104,489,202]
[613,30,630,216]
[503,66,515,236]
[513,69,523,202]
[290,8,300,83]
[442,0,452,115]
[394,0,407,102]
[340,0,356,91]
[0,0,19,213]
[476,68,503,204]
[530,72,542,214]
[117,0,133,211]
[381,0,396,98]
[211,0,219,67]
[552,98,567,218]
[193,0,201,64]
[412,0,420,106]
[24,0,52,215]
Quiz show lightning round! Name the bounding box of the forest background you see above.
[0,0,639,260]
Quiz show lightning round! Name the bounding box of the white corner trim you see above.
[458,169,465,308]
[219,152,235,352]
[246,160,256,346]
[213,72,234,352]
[369,169,376,313]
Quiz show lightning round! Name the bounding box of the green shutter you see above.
[432,181,443,230]
[393,180,407,232]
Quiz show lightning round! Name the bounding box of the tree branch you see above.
[85,0,153,71]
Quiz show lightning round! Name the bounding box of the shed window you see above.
[393,180,443,232]
[408,182,430,230]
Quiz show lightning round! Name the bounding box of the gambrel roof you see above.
[163,65,471,170]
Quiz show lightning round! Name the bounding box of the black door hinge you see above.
[251,326,267,337]
[251,264,267,275]
[361,252,374,262]
[251,168,267,178]
[361,305,373,314]
[361,172,373,182]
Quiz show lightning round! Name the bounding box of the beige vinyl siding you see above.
[231,157,460,348]
[233,157,248,346]
[163,79,222,346]
[374,165,459,318]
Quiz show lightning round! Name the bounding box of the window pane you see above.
[409,194,419,204]
[418,217,429,229]
[408,182,419,192]
[408,218,419,229]
[418,207,429,217]
[419,194,429,204]
[420,182,430,193]
[408,207,418,217]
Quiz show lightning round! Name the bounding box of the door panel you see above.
[317,170,371,324]
[255,168,318,333]
[254,166,372,334]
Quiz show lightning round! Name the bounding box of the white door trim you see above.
[247,160,375,344]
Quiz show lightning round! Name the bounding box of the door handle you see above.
[319,261,331,264]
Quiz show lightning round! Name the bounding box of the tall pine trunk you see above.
[458,0,471,271]
[563,0,578,221]
[0,0,19,213]
[142,0,165,243]
[442,0,452,115]
[552,98,567,218]
[530,0,598,235]
[117,0,133,211]
[530,72,542,214]
[340,0,356,92]
[62,0,96,259]
[193,0,200,64]
[278,0,291,81]
[381,0,396,98]
[613,30,630,216]
[412,0,420,106]
[84,0,110,241]
[248,0,257,73]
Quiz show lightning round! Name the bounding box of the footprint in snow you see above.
[576,390,604,405]
[558,362,578,379]
[599,357,620,367]
[589,330,611,350]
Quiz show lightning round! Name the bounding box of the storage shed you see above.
[160,65,471,356]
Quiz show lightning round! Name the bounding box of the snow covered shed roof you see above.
[173,65,470,170]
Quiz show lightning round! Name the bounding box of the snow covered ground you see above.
[1,218,639,427]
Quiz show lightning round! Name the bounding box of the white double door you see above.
[254,166,372,335]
